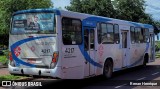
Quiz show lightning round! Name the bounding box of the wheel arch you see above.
[104,57,114,69]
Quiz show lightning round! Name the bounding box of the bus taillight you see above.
[9,52,13,61]
[52,52,58,63]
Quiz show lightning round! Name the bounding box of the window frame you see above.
[97,22,114,44]
[134,27,142,43]
[11,12,56,35]
[143,28,150,43]
[130,26,135,44]
[62,17,82,45]
[114,24,120,44]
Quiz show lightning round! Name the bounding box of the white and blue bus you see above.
[8,9,155,79]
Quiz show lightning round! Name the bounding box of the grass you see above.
[0,74,29,81]
[0,49,9,65]
[156,52,160,58]
[0,55,8,65]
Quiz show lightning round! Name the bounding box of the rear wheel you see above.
[103,60,113,79]
[143,54,148,67]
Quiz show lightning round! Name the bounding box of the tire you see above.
[103,60,113,79]
[142,58,147,67]
[143,55,148,67]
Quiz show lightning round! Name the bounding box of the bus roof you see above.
[13,8,60,16]
[13,8,153,29]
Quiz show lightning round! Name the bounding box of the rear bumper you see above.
[8,64,62,78]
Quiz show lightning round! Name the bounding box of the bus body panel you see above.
[8,9,155,79]
[9,34,58,68]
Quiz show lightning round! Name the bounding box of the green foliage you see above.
[0,55,7,65]
[0,75,28,81]
[67,0,160,34]
[0,0,53,35]
[153,21,160,35]
[156,53,160,58]
[66,0,116,18]
[155,41,160,51]
[114,0,153,23]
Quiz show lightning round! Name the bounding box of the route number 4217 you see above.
[65,48,74,53]
[41,49,50,53]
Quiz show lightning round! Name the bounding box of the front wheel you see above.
[103,60,113,79]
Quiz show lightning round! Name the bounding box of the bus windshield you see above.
[11,13,55,34]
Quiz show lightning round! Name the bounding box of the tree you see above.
[113,0,151,22]
[66,0,116,18]
[67,0,160,34]
[112,0,160,34]
[0,0,53,45]
[153,20,160,35]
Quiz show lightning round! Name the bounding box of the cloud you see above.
[145,0,160,20]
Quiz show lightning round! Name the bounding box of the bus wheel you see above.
[143,54,148,67]
[103,60,113,79]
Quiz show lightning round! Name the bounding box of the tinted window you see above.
[98,23,114,44]
[130,26,135,43]
[114,24,119,44]
[62,18,82,45]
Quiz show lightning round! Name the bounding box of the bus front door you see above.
[121,31,130,67]
[150,34,155,62]
[84,27,95,76]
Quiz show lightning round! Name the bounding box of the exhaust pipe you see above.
[21,69,24,75]
[39,70,41,76]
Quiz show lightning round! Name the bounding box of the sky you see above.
[52,0,160,21]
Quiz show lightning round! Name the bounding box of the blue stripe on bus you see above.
[11,36,55,67]
[114,42,150,71]
[84,17,111,27]
[130,42,150,67]
[78,45,102,68]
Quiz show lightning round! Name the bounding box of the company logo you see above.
[2,81,42,87]
[14,46,21,57]
[2,81,11,86]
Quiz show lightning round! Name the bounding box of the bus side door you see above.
[84,27,95,76]
[121,30,130,67]
[150,33,155,62]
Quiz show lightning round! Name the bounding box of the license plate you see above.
[27,59,36,64]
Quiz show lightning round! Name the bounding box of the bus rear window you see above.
[11,13,55,34]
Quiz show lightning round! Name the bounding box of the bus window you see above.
[90,30,94,49]
[130,26,135,44]
[11,13,55,34]
[106,24,114,43]
[114,24,119,44]
[62,17,82,45]
[135,27,141,43]
[84,30,89,50]
[144,28,149,42]
[97,23,101,44]
[101,23,108,44]
[122,32,127,48]
[99,23,114,44]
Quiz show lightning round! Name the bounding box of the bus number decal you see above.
[41,49,50,53]
[65,48,74,53]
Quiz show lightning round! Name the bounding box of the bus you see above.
[8,9,155,79]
